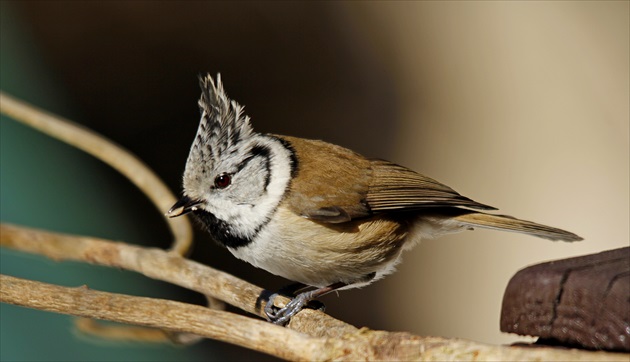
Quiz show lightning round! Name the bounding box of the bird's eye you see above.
[214,173,232,189]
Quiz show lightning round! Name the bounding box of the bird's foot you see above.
[264,292,325,326]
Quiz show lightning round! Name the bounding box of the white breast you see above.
[229,206,418,288]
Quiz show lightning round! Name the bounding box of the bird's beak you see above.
[166,196,203,218]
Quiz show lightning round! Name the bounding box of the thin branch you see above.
[2,223,628,361]
[74,318,173,343]
[0,91,192,256]
[0,274,327,361]
[0,222,357,338]
[3,274,625,361]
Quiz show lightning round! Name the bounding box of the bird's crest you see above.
[186,74,254,173]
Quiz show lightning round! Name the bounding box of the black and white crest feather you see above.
[186,74,254,176]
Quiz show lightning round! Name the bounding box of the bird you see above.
[167,73,582,325]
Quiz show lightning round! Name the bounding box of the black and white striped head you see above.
[168,74,295,248]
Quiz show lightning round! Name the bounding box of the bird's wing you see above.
[280,136,494,223]
[365,159,496,213]
[279,136,372,223]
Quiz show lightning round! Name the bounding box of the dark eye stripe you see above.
[235,145,271,190]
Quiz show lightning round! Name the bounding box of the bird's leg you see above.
[265,282,346,325]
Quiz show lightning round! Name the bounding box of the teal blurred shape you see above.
[0,3,241,361]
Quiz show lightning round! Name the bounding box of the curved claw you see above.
[264,281,347,325]
[264,293,282,322]
[265,293,310,325]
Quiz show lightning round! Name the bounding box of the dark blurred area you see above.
[13,1,398,175]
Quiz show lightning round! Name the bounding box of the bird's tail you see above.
[452,211,583,242]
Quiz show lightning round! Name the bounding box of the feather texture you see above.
[278,135,372,222]
[366,160,496,212]
[185,73,254,186]
[280,137,495,222]
[450,210,583,241]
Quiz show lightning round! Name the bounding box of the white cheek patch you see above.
[204,135,293,240]
[233,158,269,203]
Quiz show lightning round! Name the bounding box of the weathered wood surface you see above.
[501,247,630,351]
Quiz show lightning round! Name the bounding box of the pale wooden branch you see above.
[0,274,327,361]
[2,223,628,361]
[2,275,625,362]
[0,91,192,256]
[0,223,357,338]
[74,318,173,343]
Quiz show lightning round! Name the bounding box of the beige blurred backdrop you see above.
[339,1,629,344]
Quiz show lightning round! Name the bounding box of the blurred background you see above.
[1,1,628,360]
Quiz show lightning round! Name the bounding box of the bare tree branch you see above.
[2,223,628,361]
[0,274,328,361]
[74,318,174,343]
[0,223,356,338]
